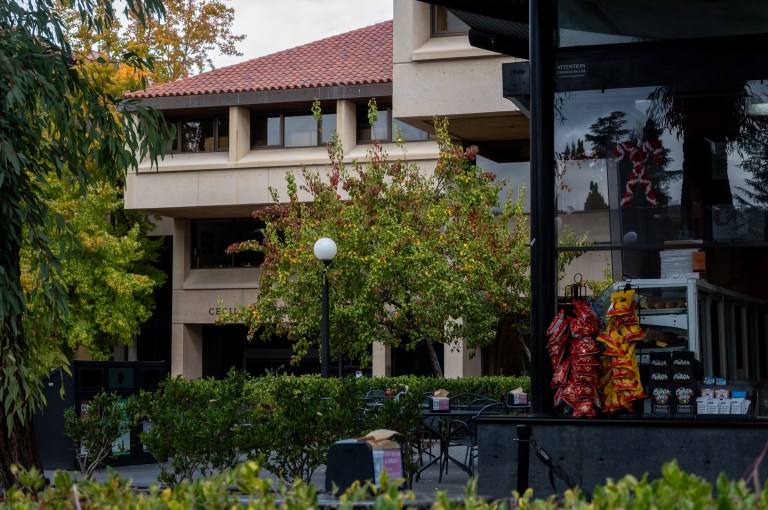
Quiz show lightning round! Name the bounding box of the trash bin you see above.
[35,360,167,470]
[325,429,404,495]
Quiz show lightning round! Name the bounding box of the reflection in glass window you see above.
[251,112,335,148]
[555,81,768,291]
[192,218,265,269]
[477,156,530,213]
[284,114,318,147]
[431,5,469,37]
[357,107,432,143]
[558,0,768,48]
[168,117,227,153]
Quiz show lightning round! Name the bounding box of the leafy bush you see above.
[124,373,529,487]
[63,391,130,478]
[126,369,255,486]
[3,459,768,509]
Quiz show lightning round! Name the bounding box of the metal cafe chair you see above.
[441,402,508,480]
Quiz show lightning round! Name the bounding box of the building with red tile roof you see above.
[124,3,526,381]
[127,20,392,99]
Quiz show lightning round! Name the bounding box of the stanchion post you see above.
[517,424,532,493]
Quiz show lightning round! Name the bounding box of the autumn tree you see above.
[58,0,246,87]
[21,177,166,364]
[0,0,170,488]
[219,115,585,376]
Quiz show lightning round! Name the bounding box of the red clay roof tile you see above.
[127,20,392,98]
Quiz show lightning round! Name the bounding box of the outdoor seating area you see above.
[416,392,530,483]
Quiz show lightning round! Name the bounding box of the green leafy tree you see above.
[63,391,130,478]
[0,0,170,488]
[219,116,585,376]
[21,177,166,362]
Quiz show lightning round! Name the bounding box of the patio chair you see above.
[441,402,508,479]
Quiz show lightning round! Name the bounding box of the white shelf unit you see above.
[602,279,768,382]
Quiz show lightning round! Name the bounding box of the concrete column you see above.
[336,99,357,152]
[229,106,250,163]
[371,341,391,377]
[171,323,203,379]
[443,343,463,378]
[169,218,204,379]
[443,339,482,378]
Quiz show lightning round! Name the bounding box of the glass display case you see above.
[599,279,768,382]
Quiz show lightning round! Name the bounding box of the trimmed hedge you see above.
[123,373,530,486]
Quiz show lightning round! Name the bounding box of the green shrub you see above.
[247,374,366,484]
[126,369,255,486]
[2,460,768,509]
[63,391,130,478]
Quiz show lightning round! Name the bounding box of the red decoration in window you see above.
[613,139,664,207]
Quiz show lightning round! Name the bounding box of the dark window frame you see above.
[168,117,229,154]
[191,218,265,269]
[356,106,433,144]
[250,111,337,149]
[430,5,469,37]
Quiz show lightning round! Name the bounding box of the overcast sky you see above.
[211,0,393,69]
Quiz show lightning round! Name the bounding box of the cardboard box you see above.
[696,397,709,414]
[692,251,706,272]
[512,393,528,405]
[429,396,450,412]
[650,381,673,414]
[359,430,403,485]
[718,399,731,414]
[674,382,696,415]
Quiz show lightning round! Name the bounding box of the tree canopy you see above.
[0,0,170,487]
[58,0,246,86]
[219,113,586,375]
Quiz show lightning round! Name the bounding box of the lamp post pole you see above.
[313,238,337,378]
[320,262,330,378]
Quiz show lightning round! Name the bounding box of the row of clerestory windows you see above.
[166,105,432,154]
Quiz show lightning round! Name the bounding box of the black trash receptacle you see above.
[325,433,404,495]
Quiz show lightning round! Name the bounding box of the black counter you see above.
[474,415,768,500]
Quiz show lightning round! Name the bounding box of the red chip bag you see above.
[546,310,567,337]
[572,354,600,367]
[570,338,600,356]
[572,299,600,326]
[572,400,597,418]
[551,359,570,388]
[610,367,637,379]
[570,317,597,337]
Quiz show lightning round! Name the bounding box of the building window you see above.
[168,117,229,153]
[251,112,337,148]
[356,106,431,143]
[431,5,469,37]
[191,218,265,269]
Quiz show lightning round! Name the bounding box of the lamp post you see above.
[313,237,337,378]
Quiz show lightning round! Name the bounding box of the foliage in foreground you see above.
[0,0,171,488]
[3,459,768,509]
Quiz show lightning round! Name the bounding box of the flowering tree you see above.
[220,116,585,375]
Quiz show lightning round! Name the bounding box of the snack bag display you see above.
[597,289,646,412]
[546,300,602,418]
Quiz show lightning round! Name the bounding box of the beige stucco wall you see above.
[392,0,521,122]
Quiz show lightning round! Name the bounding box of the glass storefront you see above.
[556,81,768,299]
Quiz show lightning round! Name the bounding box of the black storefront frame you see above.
[421,0,768,409]
[417,0,768,497]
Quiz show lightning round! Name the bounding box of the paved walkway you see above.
[44,444,478,501]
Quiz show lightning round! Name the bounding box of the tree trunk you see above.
[0,414,42,490]
[422,338,443,377]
